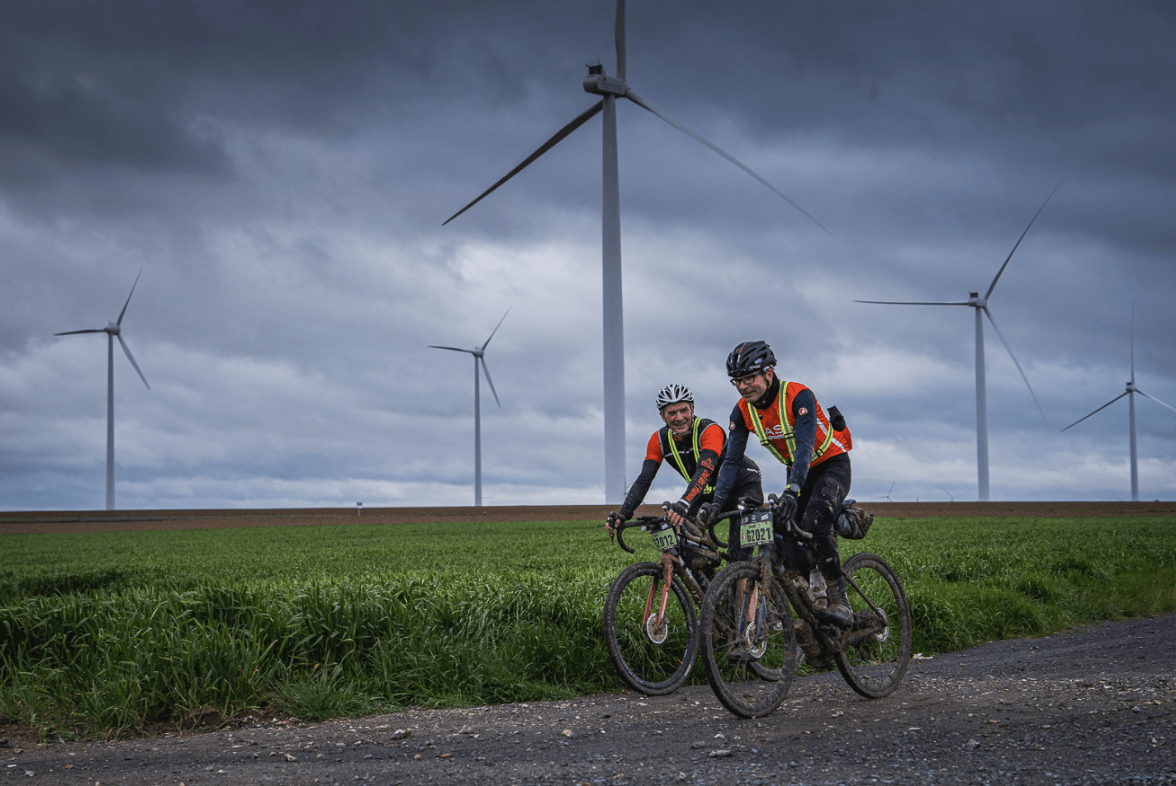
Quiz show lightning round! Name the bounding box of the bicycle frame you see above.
[725,501,853,662]
[700,498,913,715]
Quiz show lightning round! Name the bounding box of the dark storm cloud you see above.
[0,0,1173,509]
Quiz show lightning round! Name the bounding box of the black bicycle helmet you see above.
[655,383,694,411]
[726,341,776,379]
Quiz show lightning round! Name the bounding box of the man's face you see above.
[732,367,773,402]
[660,401,694,436]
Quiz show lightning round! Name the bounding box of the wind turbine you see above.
[55,270,151,511]
[856,189,1057,502]
[444,0,826,503]
[429,309,510,506]
[1062,311,1176,502]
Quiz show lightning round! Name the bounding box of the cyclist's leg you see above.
[798,456,853,626]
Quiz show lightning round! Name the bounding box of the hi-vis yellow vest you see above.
[660,417,720,494]
[737,381,850,467]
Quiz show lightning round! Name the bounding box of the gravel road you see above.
[4,613,1173,786]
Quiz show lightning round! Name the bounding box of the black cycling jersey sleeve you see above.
[681,447,721,514]
[618,458,660,520]
[710,403,751,511]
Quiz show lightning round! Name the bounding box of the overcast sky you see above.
[3,0,1174,511]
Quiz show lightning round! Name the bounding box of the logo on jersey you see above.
[797,407,808,416]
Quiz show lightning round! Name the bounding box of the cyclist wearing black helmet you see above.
[606,384,763,573]
[706,341,856,628]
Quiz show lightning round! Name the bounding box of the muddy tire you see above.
[603,562,697,695]
[834,552,912,698]
[699,562,796,718]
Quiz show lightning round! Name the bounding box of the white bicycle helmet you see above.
[655,384,694,411]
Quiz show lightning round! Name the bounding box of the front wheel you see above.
[699,561,796,718]
[603,561,698,695]
[834,552,912,699]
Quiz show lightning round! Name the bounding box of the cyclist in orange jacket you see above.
[707,341,855,627]
[605,383,763,571]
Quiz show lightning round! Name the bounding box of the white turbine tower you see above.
[856,189,1057,502]
[429,309,510,506]
[55,270,150,511]
[444,0,826,503]
[1062,311,1176,502]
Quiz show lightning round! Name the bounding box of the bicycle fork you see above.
[642,556,677,643]
[732,549,773,656]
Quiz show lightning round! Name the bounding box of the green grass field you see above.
[1,515,1174,739]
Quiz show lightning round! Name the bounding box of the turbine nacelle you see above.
[583,66,628,97]
[968,292,986,308]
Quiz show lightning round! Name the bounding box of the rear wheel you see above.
[834,552,912,698]
[603,562,697,695]
[699,562,796,718]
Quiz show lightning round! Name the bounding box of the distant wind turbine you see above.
[1062,310,1176,502]
[856,188,1058,502]
[55,270,150,511]
[444,0,826,503]
[429,309,510,506]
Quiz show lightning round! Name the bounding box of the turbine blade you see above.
[1136,389,1176,414]
[55,328,105,335]
[1061,392,1129,432]
[854,299,972,306]
[1130,304,1136,384]
[482,307,511,350]
[428,345,475,354]
[983,307,1046,424]
[985,183,1061,300]
[118,335,150,390]
[615,0,626,81]
[443,101,605,226]
[480,357,501,408]
[624,88,831,235]
[117,268,144,326]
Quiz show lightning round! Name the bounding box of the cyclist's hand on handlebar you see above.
[605,511,626,540]
[666,500,690,529]
[772,489,799,524]
[698,502,721,526]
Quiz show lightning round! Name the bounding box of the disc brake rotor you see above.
[744,622,769,659]
[645,613,669,644]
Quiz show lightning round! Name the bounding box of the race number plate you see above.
[650,525,677,552]
[740,509,774,548]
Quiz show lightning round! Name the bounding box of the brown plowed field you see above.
[3,500,1174,535]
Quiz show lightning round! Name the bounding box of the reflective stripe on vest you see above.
[664,418,715,494]
[745,381,835,466]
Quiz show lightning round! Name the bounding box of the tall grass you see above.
[1,515,1173,739]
